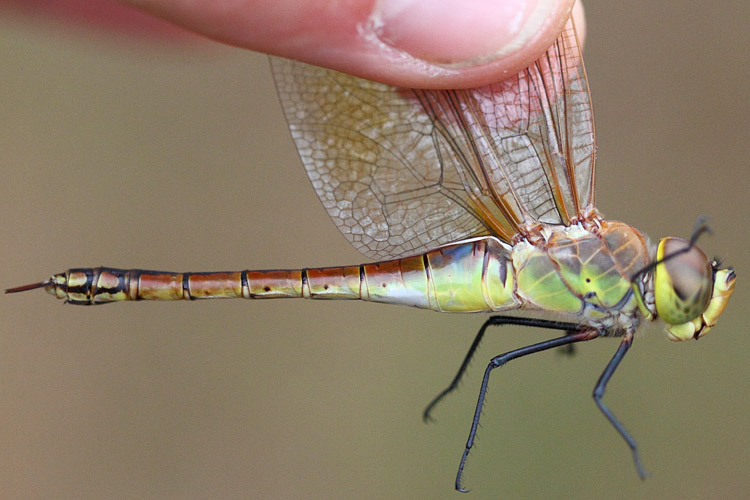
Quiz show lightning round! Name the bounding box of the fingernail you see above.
[372,0,552,66]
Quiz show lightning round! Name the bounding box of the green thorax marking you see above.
[512,221,651,324]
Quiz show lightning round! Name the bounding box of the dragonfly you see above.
[7,19,736,491]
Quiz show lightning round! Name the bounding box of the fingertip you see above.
[572,0,587,48]
[373,0,572,67]
[358,0,579,88]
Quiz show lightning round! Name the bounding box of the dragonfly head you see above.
[653,237,736,341]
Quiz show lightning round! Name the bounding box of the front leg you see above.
[592,332,648,479]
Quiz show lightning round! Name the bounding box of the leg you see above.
[423,316,584,422]
[558,329,581,357]
[593,333,648,479]
[455,328,600,492]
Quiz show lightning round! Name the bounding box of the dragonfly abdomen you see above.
[36,238,521,312]
[43,267,361,304]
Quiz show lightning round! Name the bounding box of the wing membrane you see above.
[271,20,595,260]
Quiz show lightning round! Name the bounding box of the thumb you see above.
[121,0,584,89]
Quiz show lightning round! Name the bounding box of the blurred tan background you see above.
[1,2,748,499]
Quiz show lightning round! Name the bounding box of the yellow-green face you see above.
[653,237,737,341]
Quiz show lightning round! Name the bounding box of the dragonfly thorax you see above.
[510,220,650,333]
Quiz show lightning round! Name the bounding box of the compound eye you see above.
[654,237,713,325]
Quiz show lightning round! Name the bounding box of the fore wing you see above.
[271,20,595,260]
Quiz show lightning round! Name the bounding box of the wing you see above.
[271,19,595,260]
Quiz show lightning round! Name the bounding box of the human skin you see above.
[10,0,585,89]
[121,0,585,88]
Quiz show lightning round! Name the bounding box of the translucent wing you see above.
[271,20,595,260]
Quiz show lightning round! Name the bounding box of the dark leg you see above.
[558,330,580,357]
[423,316,583,422]
[455,327,600,492]
[593,333,648,479]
